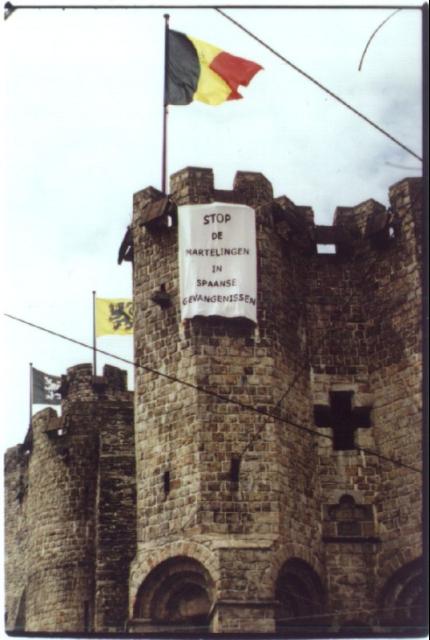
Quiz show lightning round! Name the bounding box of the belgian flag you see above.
[166,30,263,106]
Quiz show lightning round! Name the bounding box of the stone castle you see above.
[4,168,425,634]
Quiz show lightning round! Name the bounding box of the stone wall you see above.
[129,168,423,634]
[4,167,424,635]
[306,178,423,625]
[4,363,135,633]
[130,169,293,632]
[368,179,423,603]
[4,445,29,631]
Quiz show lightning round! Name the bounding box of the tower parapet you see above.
[59,362,128,401]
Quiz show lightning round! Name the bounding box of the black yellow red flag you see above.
[167,30,262,106]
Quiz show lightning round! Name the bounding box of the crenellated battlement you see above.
[4,364,132,473]
[169,166,274,207]
[130,167,422,259]
[59,362,129,400]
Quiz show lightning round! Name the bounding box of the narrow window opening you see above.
[317,244,336,254]
[163,470,170,495]
[230,457,241,483]
[330,391,355,451]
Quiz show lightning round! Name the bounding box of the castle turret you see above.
[128,168,423,634]
[4,363,135,633]
[130,167,319,633]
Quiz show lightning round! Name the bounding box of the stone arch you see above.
[378,557,425,627]
[378,546,421,587]
[270,543,325,590]
[275,557,326,631]
[133,556,215,631]
[129,539,219,608]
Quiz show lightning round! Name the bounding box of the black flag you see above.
[32,367,61,405]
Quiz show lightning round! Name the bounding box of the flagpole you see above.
[29,362,33,430]
[92,290,97,376]
[162,13,170,194]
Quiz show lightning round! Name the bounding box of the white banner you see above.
[178,202,257,322]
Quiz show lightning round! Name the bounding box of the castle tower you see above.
[4,168,423,635]
[4,363,135,633]
[127,168,423,634]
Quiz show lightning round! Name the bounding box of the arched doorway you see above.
[378,558,425,628]
[275,558,326,631]
[133,556,215,632]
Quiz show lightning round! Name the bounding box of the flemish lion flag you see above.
[167,30,263,106]
[33,367,61,405]
[95,298,133,337]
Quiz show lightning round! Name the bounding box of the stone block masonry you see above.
[4,364,135,633]
[128,168,424,634]
[4,167,424,635]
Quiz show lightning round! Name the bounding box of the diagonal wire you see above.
[215,8,422,163]
[386,161,422,170]
[4,312,422,474]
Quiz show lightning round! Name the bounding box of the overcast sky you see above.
[0,0,423,458]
